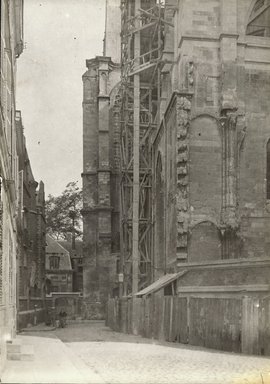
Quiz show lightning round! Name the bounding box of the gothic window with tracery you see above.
[246,0,270,37]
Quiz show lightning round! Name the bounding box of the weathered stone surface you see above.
[82,56,120,318]
[152,0,270,277]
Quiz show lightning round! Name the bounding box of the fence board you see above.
[259,297,270,355]
[145,297,150,338]
[107,295,270,356]
[189,297,241,352]
[242,296,259,354]
[164,296,171,341]
[174,297,188,344]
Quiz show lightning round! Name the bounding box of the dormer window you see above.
[49,255,60,270]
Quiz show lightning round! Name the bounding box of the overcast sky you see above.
[17,0,106,197]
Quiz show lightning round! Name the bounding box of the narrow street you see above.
[2,321,270,384]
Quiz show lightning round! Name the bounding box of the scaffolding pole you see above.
[120,0,166,296]
[132,0,141,294]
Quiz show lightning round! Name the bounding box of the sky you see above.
[17,0,106,197]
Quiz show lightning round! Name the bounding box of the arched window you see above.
[246,0,270,37]
[155,153,165,275]
[267,140,270,199]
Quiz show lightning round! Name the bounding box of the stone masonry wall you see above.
[153,0,270,275]
[82,57,120,318]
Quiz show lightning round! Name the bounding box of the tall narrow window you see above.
[49,255,60,270]
[267,140,270,199]
[155,153,165,275]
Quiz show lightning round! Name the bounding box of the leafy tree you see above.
[45,181,82,241]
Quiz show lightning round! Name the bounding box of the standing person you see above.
[51,306,56,327]
[59,310,65,328]
[62,311,67,327]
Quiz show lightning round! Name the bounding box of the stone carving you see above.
[188,61,194,88]
[176,95,191,259]
[237,114,247,152]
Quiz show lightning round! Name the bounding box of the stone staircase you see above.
[6,339,34,361]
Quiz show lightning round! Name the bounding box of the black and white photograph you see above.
[1,0,270,383]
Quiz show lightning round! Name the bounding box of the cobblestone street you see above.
[2,321,270,384]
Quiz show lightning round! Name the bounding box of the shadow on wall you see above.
[18,308,46,330]
[189,221,222,262]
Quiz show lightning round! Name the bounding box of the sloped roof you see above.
[58,240,83,256]
[135,271,187,297]
[46,235,72,270]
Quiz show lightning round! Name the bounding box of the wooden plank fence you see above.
[107,295,270,355]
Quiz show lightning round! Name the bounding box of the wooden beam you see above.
[132,0,141,295]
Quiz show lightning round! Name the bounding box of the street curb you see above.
[19,326,56,332]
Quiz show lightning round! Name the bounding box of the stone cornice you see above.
[86,56,121,70]
[81,206,113,215]
[99,232,112,239]
[178,284,270,294]
[177,257,270,270]
[98,95,110,100]
[219,33,239,40]
[81,169,111,177]
[81,171,97,176]
[179,35,220,49]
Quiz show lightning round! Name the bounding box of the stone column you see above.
[220,112,239,258]
[221,112,238,223]
[219,0,240,258]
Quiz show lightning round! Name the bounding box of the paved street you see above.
[2,321,270,384]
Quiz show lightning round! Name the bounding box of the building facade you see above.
[45,235,82,318]
[59,239,83,293]
[81,0,122,318]
[16,111,46,313]
[90,0,270,354]
[153,0,270,276]
[0,0,24,373]
[45,235,73,294]
[148,0,270,354]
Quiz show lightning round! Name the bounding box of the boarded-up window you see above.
[267,140,270,199]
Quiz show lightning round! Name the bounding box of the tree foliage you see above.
[45,181,82,240]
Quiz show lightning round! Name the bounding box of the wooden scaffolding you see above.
[119,0,167,295]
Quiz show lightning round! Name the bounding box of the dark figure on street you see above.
[59,310,67,328]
